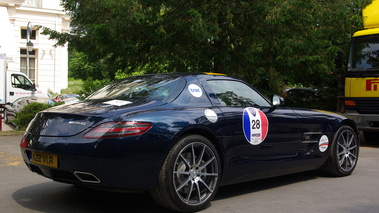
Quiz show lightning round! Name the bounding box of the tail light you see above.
[20,138,27,148]
[83,121,152,139]
[345,100,356,106]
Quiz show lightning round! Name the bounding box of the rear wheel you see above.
[150,135,220,212]
[322,125,359,176]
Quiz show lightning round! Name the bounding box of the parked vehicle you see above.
[53,94,80,105]
[53,94,79,102]
[343,0,379,142]
[283,87,320,109]
[20,73,359,212]
[0,54,48,113]
[4,96,54,124]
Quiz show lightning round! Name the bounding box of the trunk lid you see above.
[26,100,164,137]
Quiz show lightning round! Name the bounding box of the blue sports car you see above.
[20,73,359,212]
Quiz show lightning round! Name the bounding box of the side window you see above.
[11,74,33,90]
[207,80,271,107]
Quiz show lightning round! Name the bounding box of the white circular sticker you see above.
[319,135,329,152]
[188,84,203,98]
[204,109,218,123]
[242,107,269,145]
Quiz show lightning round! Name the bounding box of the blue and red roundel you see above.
[243,107,269,145]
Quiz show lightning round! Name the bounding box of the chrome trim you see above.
[74,171,101,184]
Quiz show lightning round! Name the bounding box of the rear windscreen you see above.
[86,75,186,103]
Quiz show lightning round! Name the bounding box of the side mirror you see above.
[272,94,285,106]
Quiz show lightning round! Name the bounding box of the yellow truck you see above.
[345,0,379,141]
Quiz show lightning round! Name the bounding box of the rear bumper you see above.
[345,110,379,132]
[20,133,173,191]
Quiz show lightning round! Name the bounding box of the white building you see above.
[0,0,70,93]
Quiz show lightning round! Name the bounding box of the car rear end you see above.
[20,108,174,191]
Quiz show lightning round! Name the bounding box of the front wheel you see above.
[321,125,359,176]
[150,135,220,212]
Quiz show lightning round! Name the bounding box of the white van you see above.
[0,54,48,111]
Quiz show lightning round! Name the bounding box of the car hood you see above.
[26,100,165,137]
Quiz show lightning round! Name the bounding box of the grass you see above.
[61,79,84,94]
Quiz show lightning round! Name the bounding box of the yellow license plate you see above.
[32,152,58,168]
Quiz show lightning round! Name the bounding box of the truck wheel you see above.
[321,125,359,177]
[150,135,220,212]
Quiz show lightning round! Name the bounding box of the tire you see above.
[321,125,359,177]
[4,110,8,123]
[150,135,221,212]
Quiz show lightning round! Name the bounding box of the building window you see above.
[21,29,37,40]
[20,49,37,83]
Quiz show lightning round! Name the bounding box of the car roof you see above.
[113,72,239,83]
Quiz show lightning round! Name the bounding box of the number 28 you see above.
[252,120,260,129]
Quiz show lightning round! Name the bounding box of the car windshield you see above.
[86,75,186,103]
[348,35,379,72]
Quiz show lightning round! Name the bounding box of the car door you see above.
[201,78,301,181]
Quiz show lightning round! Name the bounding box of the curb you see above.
[0,131,24,137]
[0,132,24,136]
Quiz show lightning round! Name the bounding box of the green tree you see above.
[42,0,371,95]
[68,50,109,80]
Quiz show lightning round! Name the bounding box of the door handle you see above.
[10,92,14,96]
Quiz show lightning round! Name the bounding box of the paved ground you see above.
[0,131,378,212]
[1,119,15,132]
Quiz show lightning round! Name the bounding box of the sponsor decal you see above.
[243,107,269,145]
[103,100,132,106]
[366,79,379,91]
[319,135,329,152]
[204,109,218,123]
[188,84,203,98]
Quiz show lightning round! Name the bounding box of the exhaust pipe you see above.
[74,171,101,184]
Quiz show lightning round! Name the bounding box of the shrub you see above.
[14,102,53,130]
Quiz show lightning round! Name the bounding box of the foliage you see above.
[78,77,111,98]
[68,50,110,80]
[41,0,373,103]
[47,88,58,98]
[61,78,84,94]
[14,102,53,130]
